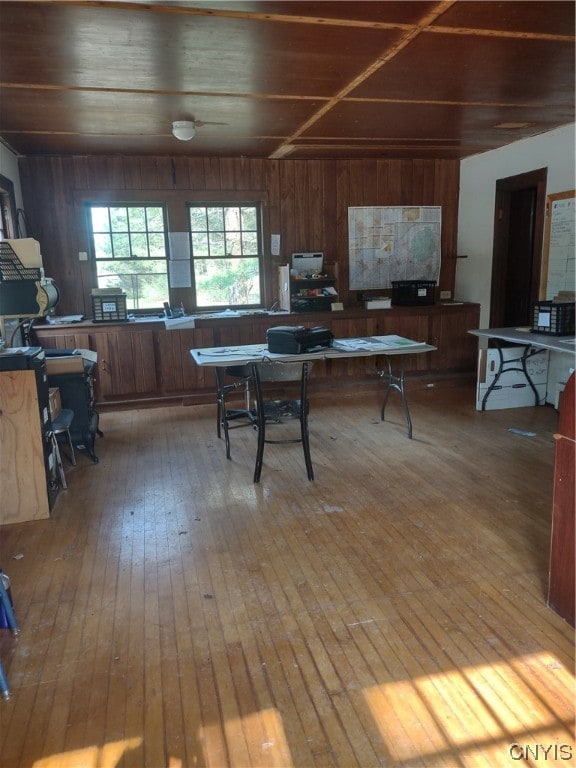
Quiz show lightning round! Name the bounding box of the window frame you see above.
[187,202,265,310]
[75,189,271,316]
[0,174,18,240]
[85,201,170,313]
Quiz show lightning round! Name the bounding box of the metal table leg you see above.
[379,357,413,439]
[481,341,545,411]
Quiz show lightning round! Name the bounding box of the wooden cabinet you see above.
[548,371,575,626]
[33,302,480,407]
[0,369,52,524]
[90,327,157,399]
[428,303,483,372]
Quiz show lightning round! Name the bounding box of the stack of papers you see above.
[333,335,426,351]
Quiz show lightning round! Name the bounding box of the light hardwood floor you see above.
[0,381,574,768]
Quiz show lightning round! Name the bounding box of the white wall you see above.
[0,142,23,215]
[455,123,576,327]
[457,123,576,406]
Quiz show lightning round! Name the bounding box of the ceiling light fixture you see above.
[172,120,196,141]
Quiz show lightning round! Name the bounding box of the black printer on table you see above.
[266,326,334,355]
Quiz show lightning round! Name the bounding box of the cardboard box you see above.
[44,348,97,376]
[45,355,85,375]
[48,387,61,420]
[476,346,550,410]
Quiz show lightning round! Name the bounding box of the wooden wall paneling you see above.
[32,330,92,352]
[130,329,158,394]
[204,158,223,190]
[155,157,175,189]
[362,159,379,201]
[171,156,191,190]
[376,312,431,372]
[400,159,415,204]
[154,328,202,394]
[154,329,184,394]
[292,160,312,249]
[187,157,207,191]
[375,160,389,201]
[321,161,338,262]
[308,161,326,251]
[89,332,113,399]
[411,159,425,203]
[123,156,144,190]
[88,330,159,400]
[219,157,236,190]
[53,158,87,313]
[428,304,480,371]
[326,314,374,378]
[17,155,461,319]
[335,161,352,307]
[249,158,268,191]
[140,157,162,189]
[107,156,127,190]
[278,160,297,256]
[72,156,90,190]
[384,160,404,203]
[347,160,372,205]
[419,159,437,204]
[85,156,113,190]
[18,157,48,243]
[267,160,281,240]
[180,327,216,391]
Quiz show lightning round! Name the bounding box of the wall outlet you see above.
[78,251,88,261]
[440,290,452,300]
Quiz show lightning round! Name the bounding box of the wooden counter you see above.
[33,303,481,408]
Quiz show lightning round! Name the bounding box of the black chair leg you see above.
[253,364,266,483]
[253,361,314,483]
[299,363,314,480]
[216,367,254,460]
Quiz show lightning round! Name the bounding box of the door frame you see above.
[489,168,547,327]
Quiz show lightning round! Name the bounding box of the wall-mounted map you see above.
[348,206,441,290]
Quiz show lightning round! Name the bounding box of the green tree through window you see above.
[188,204,262,308]
[88,204,169,310]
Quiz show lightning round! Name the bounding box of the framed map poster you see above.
[348,206,441,290]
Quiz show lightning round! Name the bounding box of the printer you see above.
[266,325,334,355]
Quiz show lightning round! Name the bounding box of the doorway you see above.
[490,168,547,328]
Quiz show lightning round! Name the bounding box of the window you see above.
[188,204,262,308]
[0,174,17,240]
[87,204,169,310]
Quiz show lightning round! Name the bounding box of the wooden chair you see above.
[252,360,313,483]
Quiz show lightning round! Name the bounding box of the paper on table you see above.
[333,335,425,351]
[371,335,426,346]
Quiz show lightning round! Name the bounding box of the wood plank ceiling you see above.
[0,1,574,160]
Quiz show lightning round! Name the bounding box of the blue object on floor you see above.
[0,573,20,700]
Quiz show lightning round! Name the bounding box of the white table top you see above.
[469,327,576,355]
[190,335,436,367]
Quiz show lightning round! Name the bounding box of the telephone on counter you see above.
[163,302,185,318]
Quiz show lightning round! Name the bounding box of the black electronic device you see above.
[266,325,334,354]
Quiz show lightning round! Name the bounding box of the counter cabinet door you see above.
[90,329,157,400]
